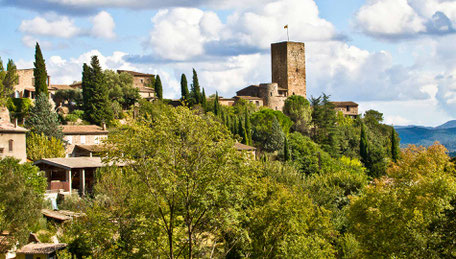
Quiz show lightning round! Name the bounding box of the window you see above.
[80,136,86,144]
[347,106,350,111]
[67,136,73,144]
[8,139,13,152]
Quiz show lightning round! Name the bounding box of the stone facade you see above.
[14,69,50,99]
[61,125,108,157]
[117,70,155,100]
[0,107,27,163]
[271,42,306,97]
[332,102,359,118]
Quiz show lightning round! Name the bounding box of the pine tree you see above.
[25,92,63,140]
[360,123,369,165]
[82,56,113,125]
[244,107,252,145]
[391,127,399,162]
[154,75,163,100]
[191,68,201,104]
[284,136,291,161]
[180,74,189,101]
[34,43,48,97]
[201,88,207,111]
[1,59,18,105]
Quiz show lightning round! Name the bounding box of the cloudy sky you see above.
[1,0,456,126]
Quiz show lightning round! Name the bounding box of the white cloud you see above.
[19,16,81,38]
[91,11,116,39]
[354,0,456,39]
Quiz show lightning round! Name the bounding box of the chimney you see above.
[102,123,106,131]
[14,119,18,128]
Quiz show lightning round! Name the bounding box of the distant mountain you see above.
[396,121,456,152]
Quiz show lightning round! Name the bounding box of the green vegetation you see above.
[154,74,163,100]
[34,43,48,97]
[25,92,63,140]
[26,132,65,161]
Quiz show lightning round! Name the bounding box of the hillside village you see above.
[1,41,453,258]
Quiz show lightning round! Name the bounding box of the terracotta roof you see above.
[331,101,358,107]
[42,209,86,222]
[235,96,263,101]
[17,243,67,254]
[49,84,73,91]
[61,125,108,135]
[34,157,125,170]
[117,70,154,77]
[70,81,82,88]
[234,142,257,151]
[75,144,107,152]
[0,122,27,133]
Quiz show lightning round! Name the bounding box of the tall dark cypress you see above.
[360,123,369,165]
[213,92,220,116]
[244,107,251,145]
[239,118,247,144]
[34,43,49,97]
[201,88,207,111]
[391,127,399,162]
[191,68,201,104]
[284,136,291,161]
[154,75,163,100]
[82,56,113,125]
[180,74,189,101]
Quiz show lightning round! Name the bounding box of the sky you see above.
[1,0,456,126]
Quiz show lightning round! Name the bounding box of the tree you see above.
[82,56,113,125]
[213,91,220,116]
[391,127,399,162]
[0,157,46,252]
[154,75,163,100]
[34,43,48,97]
[180,73,189,101]
[244,107,252,145]
[253,116,285,152]
[283,95,311,134]
[359,123,369,165]
[104,70,139,109]
[283,136,291,161]
[310,94,340,156]
[1,59,18,105]
[26,132,65,161]
[190,68,201,104]
[53,89,83,108]
[25,92,63,140]
[348,144,456,258]
[201,88,207,110]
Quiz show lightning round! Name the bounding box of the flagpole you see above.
[284,25,289,41]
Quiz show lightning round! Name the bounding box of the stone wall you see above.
[271,42,306,98]
[0,132,27,163]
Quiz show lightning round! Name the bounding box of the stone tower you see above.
[271,41,306,98]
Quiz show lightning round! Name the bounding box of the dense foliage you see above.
[25,92,63,140]
[26,132,65,161]
[33,43,48,97]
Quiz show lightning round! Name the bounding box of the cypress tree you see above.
[239,117,247,144]
[360,123,369,165]
[213,92,220,116]
[34,43,48,97]
[284,136,291,161]
[244,107,252,145]
[180,74,189,101]
[2,59,18,104]
[154,75,163,100]
[191,68,201,104]
[391,127,399,162]
[201,88,207,111]
[82,56,113,125]
[0,59,5,102]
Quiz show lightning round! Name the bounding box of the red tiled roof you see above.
[61,125,108,135]
[17,243,67,254]
[234,142,256,151]
[331,101,358,107]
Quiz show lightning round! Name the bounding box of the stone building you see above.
[117,70,155,100]
[332,102,359,118]
[0,108,27,163]
[13,69,50,99]
[61,125,108,157]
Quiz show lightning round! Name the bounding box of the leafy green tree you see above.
[287,132,331,175]
[154,75,163,100]
[26,132,66,161]
[1,59,18,105]
[310,94,340,156]
[53,89,83,108]
[33,43,48,97]
[253,116,285,152]
[180,73,189,101]
[104,70,139,109]
[244,107,252,145]
[25,92,63,140]
[190,68,201,104]
[82,56,113,125]
[283,95,311,134]
[348,144,456,258]
[250,108,293,135]
[7,98,32,122]
[0,157,46,252]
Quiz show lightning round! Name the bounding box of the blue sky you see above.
[1,0,456,126]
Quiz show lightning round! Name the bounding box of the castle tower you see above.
[271,41,306,98]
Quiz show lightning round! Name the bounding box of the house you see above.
[61,125,108,157]
[234,142,257,159]
[15,243,67,259]
[34,157,124,195]
[14,69,50,100]
[0,108,27,163]
[332,101,359,118]
[117,70,155,100]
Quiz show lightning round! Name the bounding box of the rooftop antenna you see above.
[284,24,289,41]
